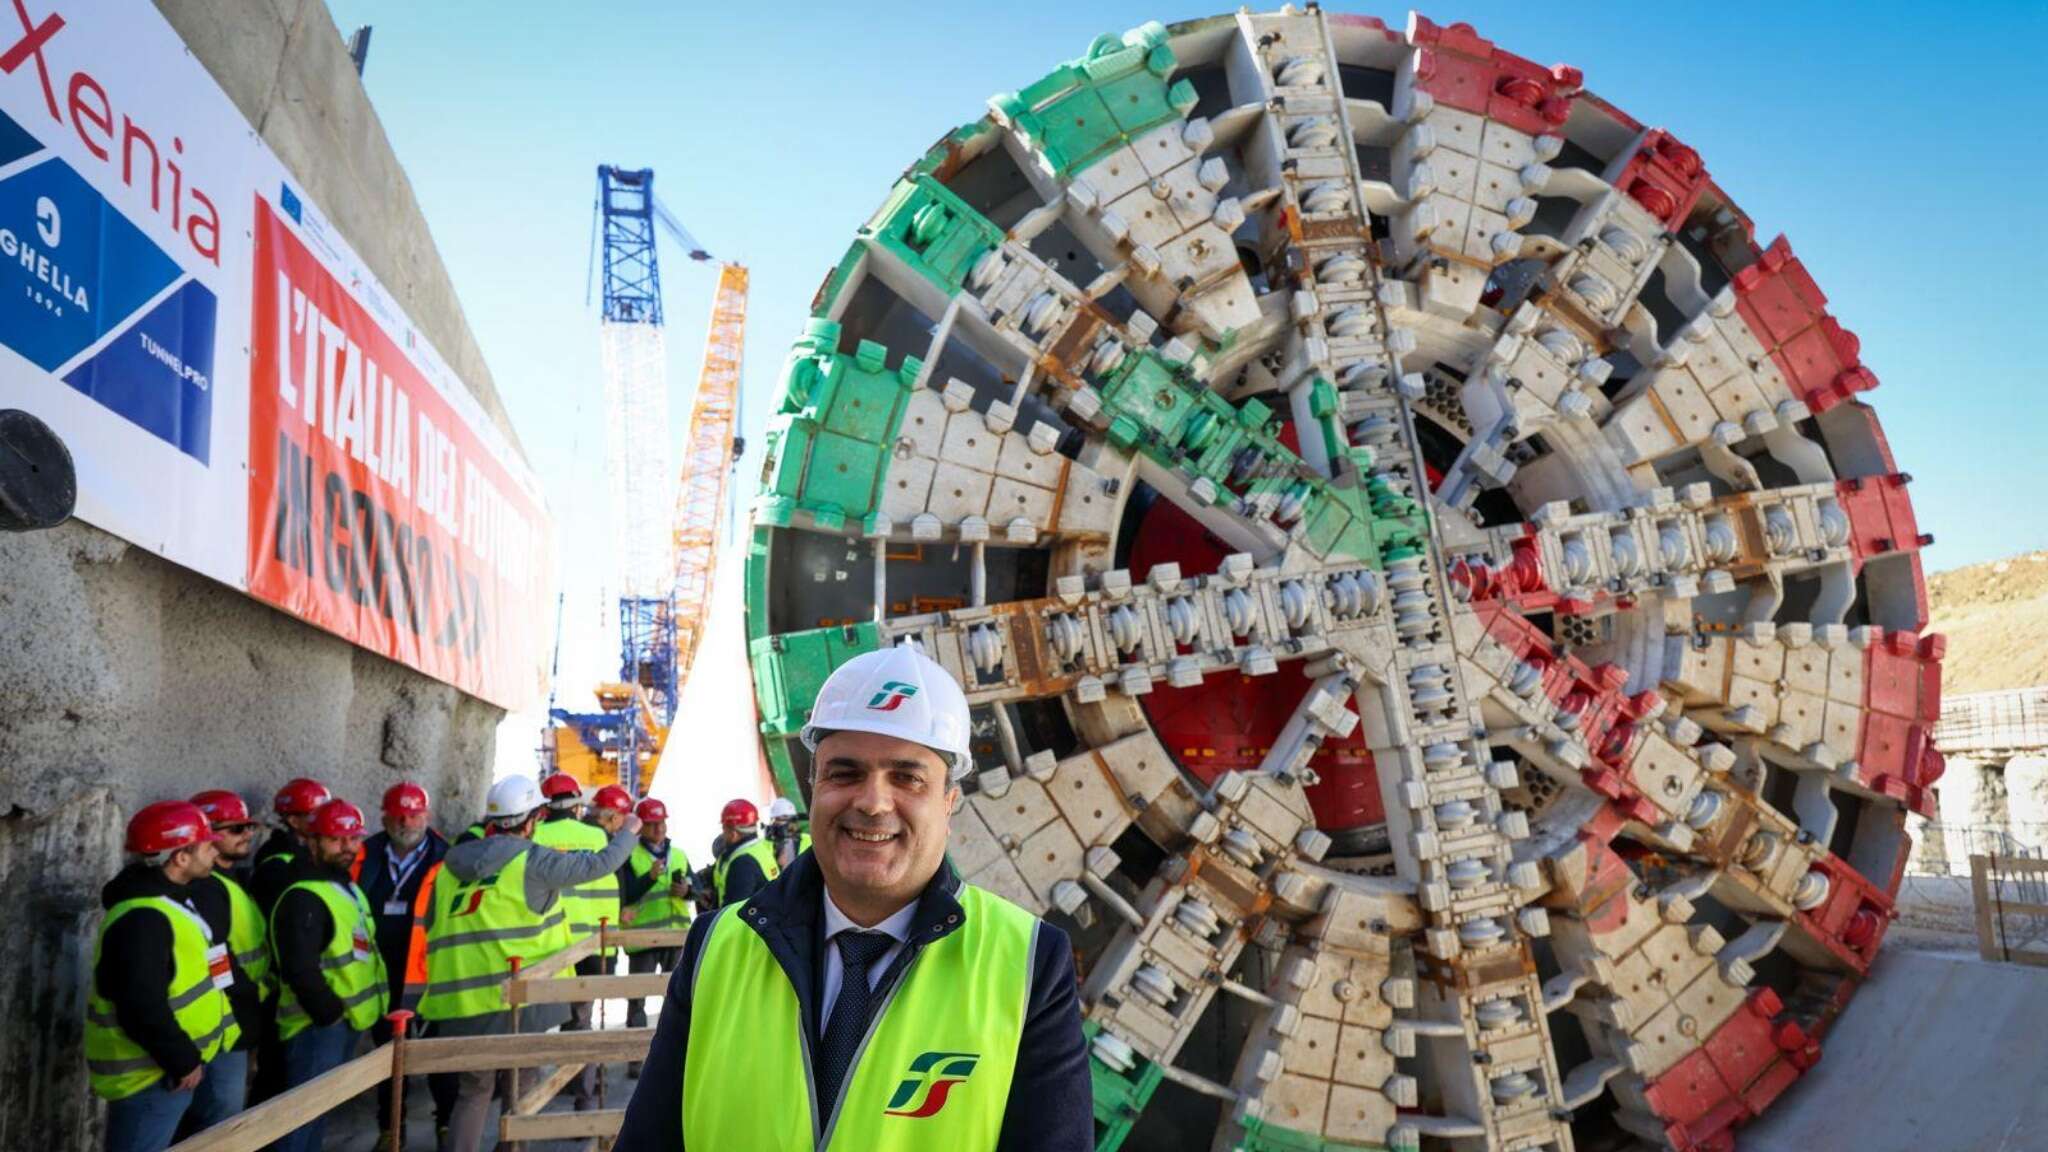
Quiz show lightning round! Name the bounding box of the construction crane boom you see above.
[670,264,748,690]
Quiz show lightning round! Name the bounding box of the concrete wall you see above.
[0,2,527,1144]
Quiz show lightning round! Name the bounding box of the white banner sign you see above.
[0,1,553,709]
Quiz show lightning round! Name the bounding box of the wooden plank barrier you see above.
[401,1027,656,1076]
[163,1047,394,1152]
[163,1018,662,1150]
[501,1109,627,1141]
[1970,854,2048,968]
[163,925,682,1151]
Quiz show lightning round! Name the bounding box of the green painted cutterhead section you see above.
[1084,1021,1165,1152]
[756,318,924,532]
[989,21,1196,179]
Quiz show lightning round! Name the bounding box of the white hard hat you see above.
[485,775,545,821]
[767,797,799,821]
[800,644,973,780]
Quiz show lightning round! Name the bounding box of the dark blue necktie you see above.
[816,930,894,1118]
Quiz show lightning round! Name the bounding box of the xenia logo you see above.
[1,0,224,266]
[866,680,919,712]
[883,1050,978,1118]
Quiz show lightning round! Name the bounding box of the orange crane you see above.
[669,263,748,693]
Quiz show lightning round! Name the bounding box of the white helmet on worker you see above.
[800,643,973,780]
[484,774,545,825]
[767,797,799,821]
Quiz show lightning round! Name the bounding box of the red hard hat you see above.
[721,799,759,828]
[592,785,634,814]
[636,798,668,822]
[274,777,332,817]
[540,773,583,801]
[190,790,255,829]
[383,782,430,817]
[307,799,368,840]
[127,800,218,856]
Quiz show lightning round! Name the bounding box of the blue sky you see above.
[326,0,2048,714]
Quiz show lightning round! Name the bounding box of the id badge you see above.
[352,929,374,963]
[206,943,233,991]
[383,900,410,917]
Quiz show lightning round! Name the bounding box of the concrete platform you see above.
[1741,950,2048,1152]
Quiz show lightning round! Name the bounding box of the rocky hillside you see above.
[1926,551,2048,694]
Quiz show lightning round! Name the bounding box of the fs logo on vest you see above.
[865,681,919,712]
[882,1050,979,1118]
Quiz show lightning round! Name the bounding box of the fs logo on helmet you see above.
[883,1051,979,1118]
[866,680,919,712]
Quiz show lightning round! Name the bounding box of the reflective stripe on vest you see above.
[712,837,780,905]
[626,841,693,952]
[209,872,270,995]
[400,861,442,1010]
[85,897,242,1101]
[272,880,389,1041]
[418,844,570,1021]
[682,884,1036,1151]
[533,818,621,944]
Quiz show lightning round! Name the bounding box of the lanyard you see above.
[385,841,429,896]
[330,881,374,927]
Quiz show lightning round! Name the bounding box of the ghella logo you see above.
[865,680,919,712]
[882,1050,978,1119]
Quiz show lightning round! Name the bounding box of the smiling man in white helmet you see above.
[618,643,1091,1150]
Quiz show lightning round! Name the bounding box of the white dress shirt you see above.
[818,891,918,1022]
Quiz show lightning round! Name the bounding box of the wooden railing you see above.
[165,925,686,1152]
[1970,854,2048,967]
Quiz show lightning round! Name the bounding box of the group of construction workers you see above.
[90,767,801,1152]
[95,642,1095,1152]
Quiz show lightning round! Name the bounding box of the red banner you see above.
[248,198,548,709]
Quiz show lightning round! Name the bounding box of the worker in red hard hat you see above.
[249,777,332,916]
[180,791,266,1134]
[245,777,333,1106]
[89,801,240,1152]
[539,771,586,816]
[269,800,385,1152]
[190,791,261,881]
[590,785,635,828]
[591,788,639,936]
[354,783,454,1142]
[618,797,691,1046]
[357,784,446,995]
[711,797,780,906]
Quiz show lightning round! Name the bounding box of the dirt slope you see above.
[1926,551,2048,694]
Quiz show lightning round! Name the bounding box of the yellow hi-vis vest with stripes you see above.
[213,872,270,995]
[533,817,621,956]
[682,884,1036,1151]
[85,897,241,1100]
[712,836,780,905]
[625,841,692,953]
[418,842,570,1020]
[272,879,389,1040]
